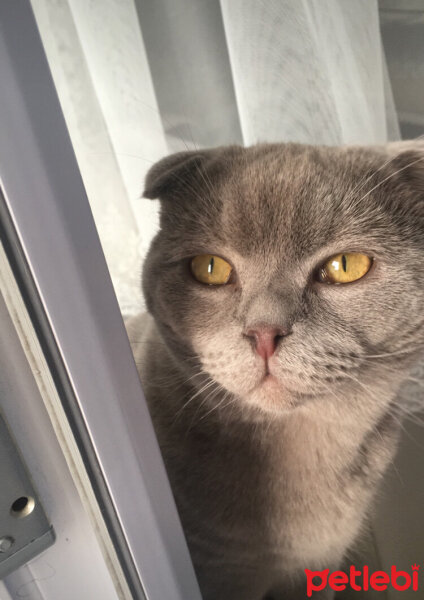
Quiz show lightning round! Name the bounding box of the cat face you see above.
[142,143,424,415]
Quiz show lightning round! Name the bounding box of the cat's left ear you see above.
[143,150,208,200]
[381,140,424,194]
[143,145,242,200]
[383,140,424,157]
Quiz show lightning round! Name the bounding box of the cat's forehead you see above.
[217,146,369,259]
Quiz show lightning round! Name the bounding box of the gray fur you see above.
[126,142,424,600]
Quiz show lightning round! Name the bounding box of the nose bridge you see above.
[243,284,299,330]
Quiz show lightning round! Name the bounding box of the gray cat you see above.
[126,141,424,600]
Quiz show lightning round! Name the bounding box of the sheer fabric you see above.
[30,0,399,315]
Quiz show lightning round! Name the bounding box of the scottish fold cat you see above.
[126,141,424,599]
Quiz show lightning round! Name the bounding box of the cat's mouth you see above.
[248,361,285,393]
[245,368,317,413]
[248,371,289,402]
[261,373,278,385]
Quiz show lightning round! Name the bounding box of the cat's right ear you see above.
[143,151,208,200]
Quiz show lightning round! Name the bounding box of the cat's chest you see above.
[167,419,368,570]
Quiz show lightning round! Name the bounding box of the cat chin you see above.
[243,376,303,415]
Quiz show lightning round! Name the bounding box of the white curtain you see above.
[30,0,399,316]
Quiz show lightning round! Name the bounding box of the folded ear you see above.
[143,145,242,200]
[143,151,204,199]
[143,150,214,200]
[383,140,424,157]
[362,140,424,195]
[383,141,424,194]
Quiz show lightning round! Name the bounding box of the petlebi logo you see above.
[305,564,419,596]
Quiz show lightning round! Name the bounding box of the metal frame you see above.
[0,238,121,600]
[0,409,55,579]
[0,1,201,599]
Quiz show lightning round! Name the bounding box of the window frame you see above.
[0,2,201,599]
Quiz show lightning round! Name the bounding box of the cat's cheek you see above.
[193,333,262,395]
[202,359,262,397]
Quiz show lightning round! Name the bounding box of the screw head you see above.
[0,536,14,553]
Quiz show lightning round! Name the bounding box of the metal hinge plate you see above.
[0,411,55,579]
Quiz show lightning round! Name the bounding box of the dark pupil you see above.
[208,257,214,274]
[341,255,347,272]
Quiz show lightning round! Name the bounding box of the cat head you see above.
[142,142,424,416]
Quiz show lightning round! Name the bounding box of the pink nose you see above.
[244,326,288,360]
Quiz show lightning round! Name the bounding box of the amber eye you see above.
[317,253,372,284]
[190,254,232,285]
